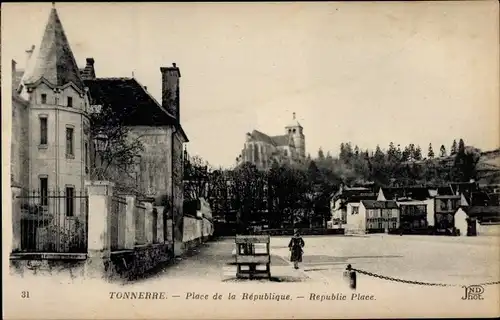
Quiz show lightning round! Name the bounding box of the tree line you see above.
[183,138,481,231]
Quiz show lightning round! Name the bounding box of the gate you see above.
[17,189,89,253]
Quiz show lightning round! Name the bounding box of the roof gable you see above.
[84,78,177,127]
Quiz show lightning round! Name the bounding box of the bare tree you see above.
[88,103,145,191]
[183,154,211,200]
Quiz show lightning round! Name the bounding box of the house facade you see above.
[330,185,376,228]
[10,5,189,257]
[344,200,399,234]
[236,113,305,170]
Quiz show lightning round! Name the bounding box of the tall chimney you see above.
[81,57,96,80]
[160,62,181,122]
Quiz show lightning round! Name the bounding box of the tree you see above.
[440,145,447,157]
[268,163,309,228]
[230,163,266,233]
[427,143,435,159]
[354,145,360,158]
[206,169,231,220]
[458,138,465,154]
[318,148,325,160]
[451,140,458,155]
[88,103,145,189]
[183,154,210,200]
[401,146,411,162]
[414,145,422,161]
[453,138,479,182]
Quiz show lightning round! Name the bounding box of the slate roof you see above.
[249,130,293,147]
[84,78,186,137]
[467,206,500,216]
[250,130,275,145]
[380,187,431,201]
[271,135,292,146]
[20,7,84,92]
[362,200,399,209]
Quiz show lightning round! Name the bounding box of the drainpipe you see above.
[171,126,177,258]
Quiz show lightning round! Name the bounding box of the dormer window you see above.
[67,97,73,108]
[41,94,47,104]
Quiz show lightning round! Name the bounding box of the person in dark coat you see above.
[288,229,305,269]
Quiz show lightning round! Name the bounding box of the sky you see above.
[2,2,499,168]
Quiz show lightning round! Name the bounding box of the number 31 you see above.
[21,291,30,299]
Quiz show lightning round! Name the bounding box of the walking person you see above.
[288,229,305,269]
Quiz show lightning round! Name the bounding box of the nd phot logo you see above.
[461,285,485,300]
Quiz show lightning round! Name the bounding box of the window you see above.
[65,186,74,217]
[66,127,74,157]
[352,206,359,215]
[67,97,73,108]
[440,200,448,211]
[41,94,47,104]
[40,177,48,206]
[40,117,48,145]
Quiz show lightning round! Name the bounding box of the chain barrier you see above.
[351,267,500,288]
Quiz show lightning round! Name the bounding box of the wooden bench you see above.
[235,235,271,279]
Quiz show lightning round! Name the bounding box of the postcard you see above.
[2,1,499,319]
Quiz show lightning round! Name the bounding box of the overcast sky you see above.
[2,2,499,168]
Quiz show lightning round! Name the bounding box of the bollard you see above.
[343,264,357,290]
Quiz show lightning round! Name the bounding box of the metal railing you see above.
[16,189,88,253]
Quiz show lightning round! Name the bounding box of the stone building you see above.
[237,113,306,170]
[11,5,189,255]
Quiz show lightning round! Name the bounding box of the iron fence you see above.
[135,201,146,245]
[17,189,88,253]
[110,195,127,251]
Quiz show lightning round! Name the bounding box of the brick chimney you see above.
[160,62,181,122]
[81,57,96,80]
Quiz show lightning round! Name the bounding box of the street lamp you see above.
[93,132,108,180]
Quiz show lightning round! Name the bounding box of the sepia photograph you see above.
[2,1,499,319]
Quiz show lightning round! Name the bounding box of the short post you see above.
[142,198,154,244]
[155,206,165,243]
[124,195,136,249]
[343,264,357,290]
[11,185,22,252]
[84,180,114,280]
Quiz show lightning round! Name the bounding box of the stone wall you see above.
[109,243,173,280]
[477,223,500,236]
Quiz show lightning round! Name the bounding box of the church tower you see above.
[18,3,91,191]
[284,112,305,160]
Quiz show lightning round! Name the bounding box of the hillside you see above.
[476,149,500,185]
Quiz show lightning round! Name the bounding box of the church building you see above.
[237,113,306,170]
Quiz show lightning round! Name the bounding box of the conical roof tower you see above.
[19,3,84,95]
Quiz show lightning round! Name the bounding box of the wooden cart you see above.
[235,235,271,279]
